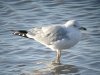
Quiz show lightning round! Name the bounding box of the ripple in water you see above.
[0,0,100,75]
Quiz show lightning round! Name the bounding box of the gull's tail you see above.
[12,30,28,38]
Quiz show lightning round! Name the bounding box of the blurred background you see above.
[0,0,100,75]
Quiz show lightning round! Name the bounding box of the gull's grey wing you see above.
[27,25,69,45]
[27,27,42,38]
[43,26,69,42]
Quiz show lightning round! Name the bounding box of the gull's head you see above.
[64,20,87,30]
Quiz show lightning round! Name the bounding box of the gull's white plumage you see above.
[14,20,86,64]
[27,20,81,50]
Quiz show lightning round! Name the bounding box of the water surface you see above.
[0,0,100,75]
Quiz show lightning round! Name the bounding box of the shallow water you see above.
[0,0,100,75]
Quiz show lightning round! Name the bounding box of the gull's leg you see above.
[56,50,61,64]
[52,50,61,65]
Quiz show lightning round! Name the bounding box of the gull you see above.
[13,20,86,64]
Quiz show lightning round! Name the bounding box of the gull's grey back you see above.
[27,25,69,45]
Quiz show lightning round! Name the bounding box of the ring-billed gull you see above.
[13,20,86,64]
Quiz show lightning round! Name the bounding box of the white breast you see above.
[48,28,81,51]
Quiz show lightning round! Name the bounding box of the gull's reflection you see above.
[33,63,80,75]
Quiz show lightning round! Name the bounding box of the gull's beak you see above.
[79,27,87,30]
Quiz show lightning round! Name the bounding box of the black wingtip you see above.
[13,30,28,38]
